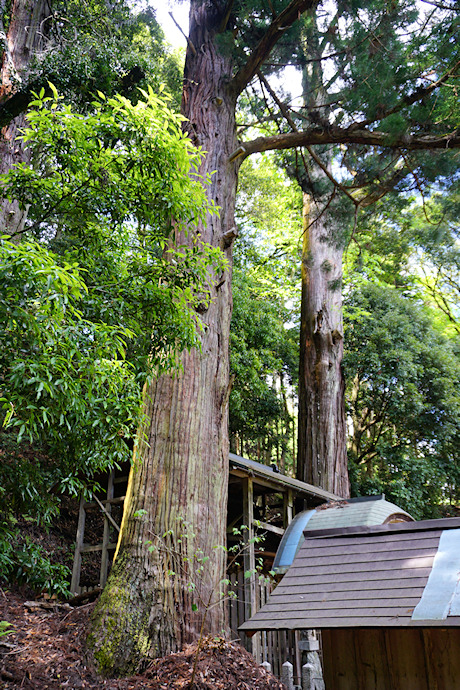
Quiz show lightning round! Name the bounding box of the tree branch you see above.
[230,0,318,96]
[356,59,460,130]
[229,126,460,161]
[168,12,196,55]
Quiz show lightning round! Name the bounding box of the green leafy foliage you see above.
[0,236,141,484]
[0,519,71,597]
[409,196,460,335]
[344,283,460,518]
[230,157,300,467]
[0,621,14,637]
[0,88,224,524]
[26,1,183,110]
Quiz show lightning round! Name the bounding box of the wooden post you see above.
[242,476,261,660]
[294,629,302,684]
[71,495,86,594]
[100,469,115,587]
[284,488,294,528]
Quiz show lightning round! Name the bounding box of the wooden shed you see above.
[241,517,460,690]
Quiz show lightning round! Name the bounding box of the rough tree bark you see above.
[294,20,349,497]
[296,191,349,497]
[0,0,50,236]
[87,0,240,675]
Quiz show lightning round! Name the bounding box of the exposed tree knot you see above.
[194,293,209,314]
[220,373,235,417]
[331,329,343,345]
[314,309,323,332]
[221,226,238,248]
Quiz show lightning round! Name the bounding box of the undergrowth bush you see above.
[0,519,71,597]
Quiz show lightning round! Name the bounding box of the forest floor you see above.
[0,589,286,689]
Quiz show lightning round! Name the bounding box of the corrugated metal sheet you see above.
[305,495,413,531]
[240,517,460,631]
[272,510,316,572]
[272,496,413,574]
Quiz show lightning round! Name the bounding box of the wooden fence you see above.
[228,571,302,681]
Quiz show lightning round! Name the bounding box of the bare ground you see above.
[0,591,285,689]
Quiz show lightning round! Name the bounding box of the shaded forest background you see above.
[232,154,460,519]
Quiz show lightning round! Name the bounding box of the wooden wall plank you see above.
[292,548,437,567]
[268,587,425,601]
[298,533,441,553]
[302,530,442,549]
[287,558,433,575]
[272,568,431,586]
[242,614,460,628]
[423,628,460,689]
[354,629,392,690]
[387,629,429,690]
[273,579,428,594]
[320,627,460,690]
[256,598,420,612]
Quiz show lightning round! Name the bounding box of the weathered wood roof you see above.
[228,453,341,503]
[240,517,460,631]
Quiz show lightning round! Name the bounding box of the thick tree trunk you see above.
[0,0,49,236]
[296,192,349,497]
[87,0,239,676]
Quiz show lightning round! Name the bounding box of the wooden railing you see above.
[228,571,302,680]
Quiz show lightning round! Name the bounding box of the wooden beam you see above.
[93,494,120,534]
[242,476,261,660]
[258,521,285,536]
[80,542,117,554]
[84,495,125,508]
[70,495,86,595]
[284,489,294,528]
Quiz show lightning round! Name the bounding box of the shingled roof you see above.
[241,517,460,631]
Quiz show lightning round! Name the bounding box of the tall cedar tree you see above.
[88,0,459,675]
[258,5,459,497]
[0,0,50,234]
[296,17,348,496]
